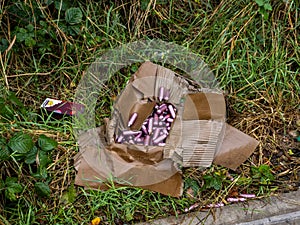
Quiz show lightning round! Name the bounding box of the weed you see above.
[0,0,299,223]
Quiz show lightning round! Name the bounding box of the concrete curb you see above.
[138,189,300,225]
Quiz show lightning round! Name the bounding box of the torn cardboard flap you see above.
[213,124,259,170]
[74,61,259,197]
[78,125,181,186]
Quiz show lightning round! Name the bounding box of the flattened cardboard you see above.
[213,124,259,170]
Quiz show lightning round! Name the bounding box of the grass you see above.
[0,0,299,224]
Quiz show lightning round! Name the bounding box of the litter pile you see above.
[115,89,177,146]
[74,61,259,197]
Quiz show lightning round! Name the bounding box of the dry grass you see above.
[0,0,299,224]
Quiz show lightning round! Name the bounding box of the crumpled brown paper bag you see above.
[74,61,259,197]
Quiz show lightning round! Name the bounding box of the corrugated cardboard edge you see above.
[75,156,183,197]
[213,124,259,170]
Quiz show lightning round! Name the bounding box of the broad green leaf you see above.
[8,132,34,154]
[0,145,10,161]
[0,38,8,52]
[264,3,272,11]
[4,177,23,201]
[25,146,38,164]
[31,166,48,179]
[255,0,264,6]
[54,0,69,11]
[68,25,81,36]
[26,24,35,32]
[38,150,51,168]
[65,7,82,25]
[25,37,36,47]
[35,182,51,197]
[5,177,18,185]
[184,178,200,194]
[212,177,222,190]
[6,182,23,193]
[5,188,18,201]
[38,135,57,151]
[61,184,77,204]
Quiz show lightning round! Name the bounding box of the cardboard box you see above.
[74,61,259,197]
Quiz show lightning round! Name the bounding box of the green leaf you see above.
[25,37,36,47]
[255,0,264,6]
[35,182,51,197]
[31,166,48,179]
[0,105,15,119]
[38,150,51,168]
[5,177,18,186]
[184,178,200,194]
[26,24,35,32]
[141,0,150,10]
[212,177,222,190]
[0,38,8,52]
[0,137,6,145]
[38,135,57,152]
[4,177,23,201]
[67,25,81,36]
[54,0,69,11]
[61,184,77,204]
[0,145,11,161]
[65,7,82,25]
[5,188,18,201]
[8,132,34,154]
[125,207,134,221]
[25,146,38,164]
[264,3,272,11]
[7,91,24,107]
[7,182,23,193]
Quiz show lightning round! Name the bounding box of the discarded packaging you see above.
[74,61,259,197]
[41,98,85,118]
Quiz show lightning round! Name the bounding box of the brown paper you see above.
[74,61,259,197]
[213,124,259,170]
[74,156,183,197]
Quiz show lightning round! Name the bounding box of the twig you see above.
[7,71,53,78]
